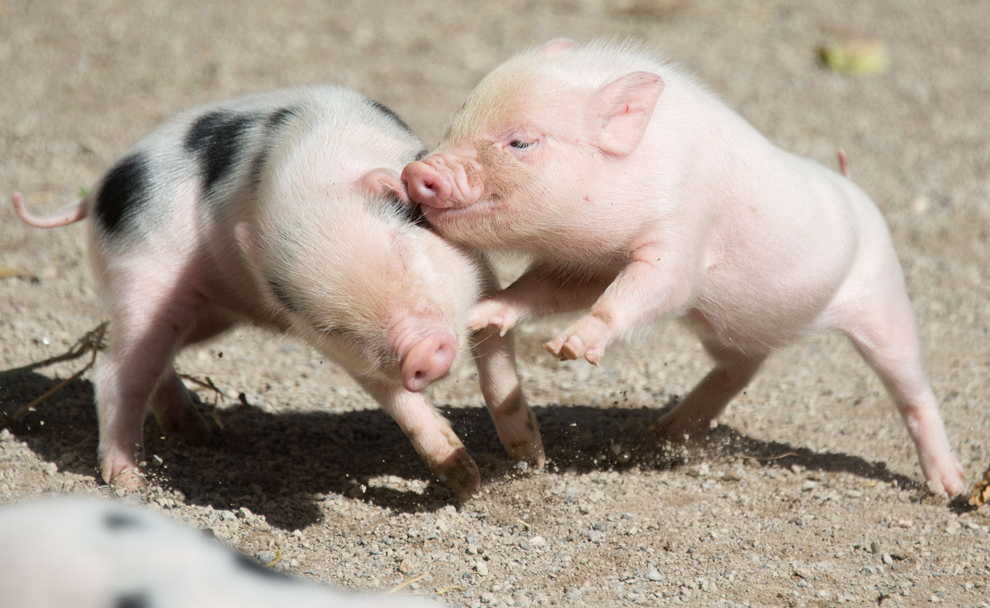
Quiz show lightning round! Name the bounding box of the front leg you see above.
[355,376,480,499]
[471,262,546,468]
[545,240,698,365]
[469,260,614,335]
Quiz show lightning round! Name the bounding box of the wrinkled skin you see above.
[13,85,544,498]
[402,39,965,497]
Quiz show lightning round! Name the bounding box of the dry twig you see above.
[263,548,283,568]
[387,574,427,595]
[1,320,109,423]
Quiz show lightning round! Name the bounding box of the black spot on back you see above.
[104,510,145,531]
[369,99,414,135]
[265,106,299,130]
[249,107,301,188]
[94,153,152,237]
[185,111,258,195]
[113,591,151,608]
[267,278,297,313]
[233,552,286,580]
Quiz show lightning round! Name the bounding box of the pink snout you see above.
[401,160,452,208]
[399,330,458,392]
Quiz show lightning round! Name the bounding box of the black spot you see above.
[265,106,298,130]
[185,111,258,195]
[249,150,270,189]
[104,510,145,531]
[233,552,286,579]
[267,278,297,313]
[415,149,429,161]
[249,107,300,188]
[113,591,151,608]
[369,99,414,135]
[94,153,152,237]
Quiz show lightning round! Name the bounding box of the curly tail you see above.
[837,149,851,179]
[11,191,88,228]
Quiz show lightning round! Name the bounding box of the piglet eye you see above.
[509,139,534,149]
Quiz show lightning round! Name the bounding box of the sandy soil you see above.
[1,1,989,606]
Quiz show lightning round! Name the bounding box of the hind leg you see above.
[651,342,765,441]
[146,307,240,446]
[834,286,965,496]
[95,285,207,490]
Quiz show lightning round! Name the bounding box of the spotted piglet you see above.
[0,497,436,607]
[12,85,544,498]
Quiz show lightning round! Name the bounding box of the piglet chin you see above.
[391,324,458,392]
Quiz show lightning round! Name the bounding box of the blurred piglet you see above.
[402,40,965,496]
[0,496,436,608]
[12,86,543,498]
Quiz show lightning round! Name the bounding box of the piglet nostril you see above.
[400,332,457,393]
[417,179,438,199]
[402,161,450,207]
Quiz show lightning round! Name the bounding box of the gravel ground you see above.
[2,1,989,607]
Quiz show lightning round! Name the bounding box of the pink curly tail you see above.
[837,149,851,179]
[11,191,88,228]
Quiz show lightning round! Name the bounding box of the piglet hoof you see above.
[106,467,146,493]
[469,300,520,336]
[433,448,481,500]
[504,439,546,471]
[648,414,710,445]
[544,337,565,359]
[158,407,213,448]
[921,457,967,498]
[546,315,611,365]
[544,335,580,360]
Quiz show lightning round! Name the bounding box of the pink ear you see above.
[591,71,664,157]
[360,168,409,203]
[235,222,264,269]
[541,39,577,55]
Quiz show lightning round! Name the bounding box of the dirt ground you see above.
[1,1,989,606]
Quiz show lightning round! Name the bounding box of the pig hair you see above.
[448,37,700,143]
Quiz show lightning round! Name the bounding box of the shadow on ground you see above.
[1,372,925,530]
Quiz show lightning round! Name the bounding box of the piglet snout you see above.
[402,160,452,208]
[396,329,458,392]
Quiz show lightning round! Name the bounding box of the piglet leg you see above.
[355,376,480,499]
[546,240,697,365]
[471,325,545,469]
[148,307,241,445]
[95,279,207,490]
[148,370,212,448]
[650,343,765,440]
[469,262,614,335]
[833,285,966,497]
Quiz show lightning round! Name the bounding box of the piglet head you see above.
[402,39,664,252]
[240,169,481,392]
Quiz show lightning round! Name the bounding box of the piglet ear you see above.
[359,168,409,203]
[235,222,264,270]
[591,71,664,157]
[541,39,577,55]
